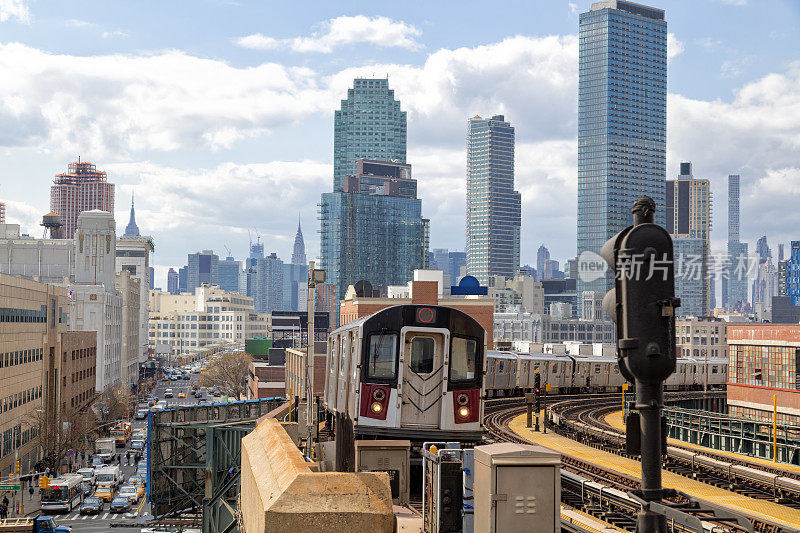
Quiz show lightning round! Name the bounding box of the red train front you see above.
[324,304,485,451]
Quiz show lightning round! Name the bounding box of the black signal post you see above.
[600,196,680,533]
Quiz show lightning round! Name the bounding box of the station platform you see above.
[604,410,800,476]
[509,414,800,529]
[560,505,626,532]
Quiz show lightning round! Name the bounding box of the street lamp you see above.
[305,261,326,457]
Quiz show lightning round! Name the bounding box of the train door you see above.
[400,330,446,428]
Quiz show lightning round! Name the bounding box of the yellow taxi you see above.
[131,483,145,500]
[95,485,114,502]
[178,392,186,399]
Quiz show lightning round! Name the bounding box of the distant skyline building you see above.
[249,238,264,261]
[187,250,219,294]
[430,249,467,284]
[167,267,178,295]
[253,252,283,313]
[123,194,140,237]
[536,245,549,281]
[466,114,521,284]
[576,1,667,313]
[333,78,407,193]
[50,160,115,240]
[788,241,800,306]
[724,174,749,310]
[666,161,712,317]
[218,256,242,293]
[291,219,307,266]
[178,266,187,294]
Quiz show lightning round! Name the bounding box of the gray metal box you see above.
[473,443,560,533]
[355,440,411,506]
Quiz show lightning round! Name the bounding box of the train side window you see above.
[340,336,347,372]
[711,365,718,374]
[451,337,477,381]
[410,337,435,374]
[367,333,397,379]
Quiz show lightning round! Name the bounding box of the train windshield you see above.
[450,337,477,381]
[367,333,397,379]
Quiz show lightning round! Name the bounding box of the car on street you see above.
[131,439,145,452]
[77,467,96,485]
[178,392,186,398]
[129,474,146,489]
[110,496,132,513]
[81,481,94,496]
[164,389,174,398]
[91,457,107,467]
[80,496,104,515]
[135,408,149,419]
[118,484,140,503]
[94,485,114,502]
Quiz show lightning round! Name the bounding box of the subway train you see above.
[324,304,486,469]
[484,351,728,397]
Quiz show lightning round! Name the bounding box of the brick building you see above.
[0,273,97,478]
[60,331,97,412]
[50,160,115,240]
[727,324,800,426]
[247,361,285,399]
[339,280,495,348]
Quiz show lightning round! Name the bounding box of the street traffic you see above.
[30,360,213,532]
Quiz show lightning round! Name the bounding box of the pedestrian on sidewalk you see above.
[2,494,8,507]
[126,451,131,465]
[0,502,7,520]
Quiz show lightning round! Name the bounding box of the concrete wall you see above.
[240,418,393,533]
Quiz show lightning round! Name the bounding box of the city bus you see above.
[41,473,85,513]
[110,421,131,447]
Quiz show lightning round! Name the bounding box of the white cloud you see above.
[101,30,128,39]
[65,19,95,28]
[107,160,330,268]
[568,3,579,15]
[1,35,799,264]
[667,33,685,62]
[0,0,29,23]
[236,15,422,53]
[0,42,331,157]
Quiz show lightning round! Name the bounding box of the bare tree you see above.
[28,407,95,473]
[200,351,252,399]
[98,385,132,425]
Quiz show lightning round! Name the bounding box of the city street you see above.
[40,365,207,532]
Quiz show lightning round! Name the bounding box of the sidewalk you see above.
[1,486,40,518]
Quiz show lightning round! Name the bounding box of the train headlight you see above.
[372,388,386,401]
[458,406,470,418]
[456,393,469,406]
[371,402,383,414]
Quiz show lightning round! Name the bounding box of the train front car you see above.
[325,304,485,466]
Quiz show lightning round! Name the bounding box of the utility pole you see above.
[600,196,680,533]
[305,261,325,457]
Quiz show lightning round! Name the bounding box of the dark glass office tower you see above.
[576,0,667,310]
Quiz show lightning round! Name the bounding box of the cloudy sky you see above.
[1,0,799,288]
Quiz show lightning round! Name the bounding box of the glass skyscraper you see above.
[322,79,426,325]
[466,115,520,284]
[333,78,407,193]
[724,174,749,309]
[321,159,425,305]
[576,0,667,310]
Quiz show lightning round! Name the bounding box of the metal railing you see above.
[663,406,800,464]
